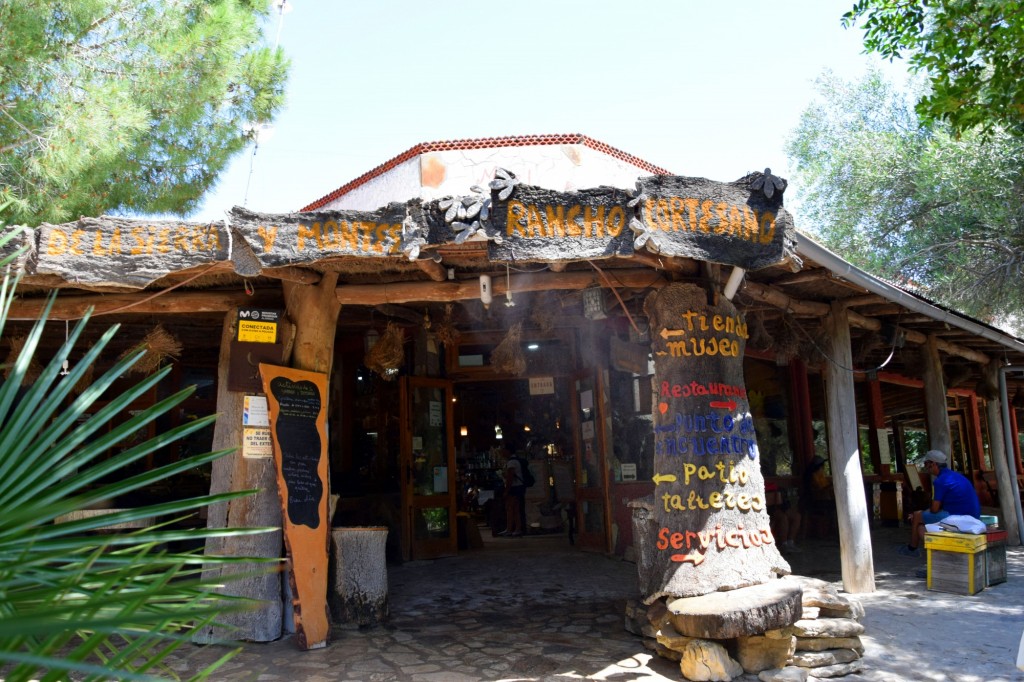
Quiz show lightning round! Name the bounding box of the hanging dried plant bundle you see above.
[801,329,828,365]
[773,315,802,363]
[433,304,461,347]
[490,321,526,375]
[121,325,183,375]
[530,295,556,332]
[944,362,972,389]
[3,336,43,384]
[975,376,999,401]
[365,322,405,380]
[748,313,774,352]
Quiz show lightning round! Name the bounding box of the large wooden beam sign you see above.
[31,216,229,288]
[229,205,409,268]
[636,174,794,269]
[641,283,789,602]
[11,170,796,289]
[487,184,635,261]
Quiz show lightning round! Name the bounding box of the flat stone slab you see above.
[667,577,802,639]
[791,617,864,638]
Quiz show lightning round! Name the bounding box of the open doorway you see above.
[454,378,576,544]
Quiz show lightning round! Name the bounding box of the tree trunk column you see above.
[194,310,285,643]
[641,283,788,603]
[284,272,342,374]
[922,335,951,456]
[824,302,875,593]
[276,272,342,650]
[985,363,1021,544]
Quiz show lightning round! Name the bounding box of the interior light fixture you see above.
[527,343,540,351]
[504,263,515,307]
[364,328,380,354]
[582,286,606,320]
[494,424,503,440]
[479,274,493,308]
[460,425,468,437]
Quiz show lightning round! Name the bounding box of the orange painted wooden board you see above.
[260,363,330,650]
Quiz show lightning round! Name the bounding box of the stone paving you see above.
[167,526,1024,682]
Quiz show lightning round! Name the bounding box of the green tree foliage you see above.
[0,1,288,226]
[786,69,1024,325]
[843,0,1024,136]
[0,209,275,679]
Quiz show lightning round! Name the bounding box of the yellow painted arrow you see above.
[660,327,685,339]
[652,473,677,485]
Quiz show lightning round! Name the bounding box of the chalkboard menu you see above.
[269,375,324,528]
[259,363,330,650]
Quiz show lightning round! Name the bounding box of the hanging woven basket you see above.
[433,304,461,348]
[120,325,183,375]
[2,336,43,385]
[365,322,405,380]
[490,321,526,376]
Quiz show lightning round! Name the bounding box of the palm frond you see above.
[0,206,277,681]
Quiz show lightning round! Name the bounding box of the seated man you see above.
[898,449,981,557]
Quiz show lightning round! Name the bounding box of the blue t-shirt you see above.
[932,467,981,518]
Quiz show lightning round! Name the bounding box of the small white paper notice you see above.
[621,463,637,481]
[529,377,555,395]
[242,426,273,459]
[433,466,448,493]
[243,395,269,427]
[580,389,594,411]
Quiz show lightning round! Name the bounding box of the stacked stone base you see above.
[625,575,865,681]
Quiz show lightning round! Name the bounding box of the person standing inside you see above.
[499,456,524,537]
[898,449,981,557]
[765,483,802,553]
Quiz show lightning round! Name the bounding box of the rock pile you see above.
[625,575,866,681]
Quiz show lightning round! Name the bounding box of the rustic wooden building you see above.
[6,134,1024,642]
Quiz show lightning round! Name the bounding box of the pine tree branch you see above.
[0,109,43,153]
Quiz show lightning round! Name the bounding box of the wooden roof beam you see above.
[335,268,668,305]
[842,294,888,307]
[261,266,323,285]
[741,280,989,364]
[5,290,281,320]
[771,268,835,287]
[629,251,699,275]
[415,258,449,282]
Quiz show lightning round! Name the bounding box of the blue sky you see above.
[191,1,905,222]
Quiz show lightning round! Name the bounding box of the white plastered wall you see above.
[317,143,654,213]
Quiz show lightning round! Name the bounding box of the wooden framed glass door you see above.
[400,377,457,560]
[572,371,610,551]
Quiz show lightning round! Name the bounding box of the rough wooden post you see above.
[194,310,285,643]
[922,336,951,456]
[985,363,1021,544]
[284,272,341,374]
[641,283,788,602]
[824,302,875,593]
[273,272,341,649]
